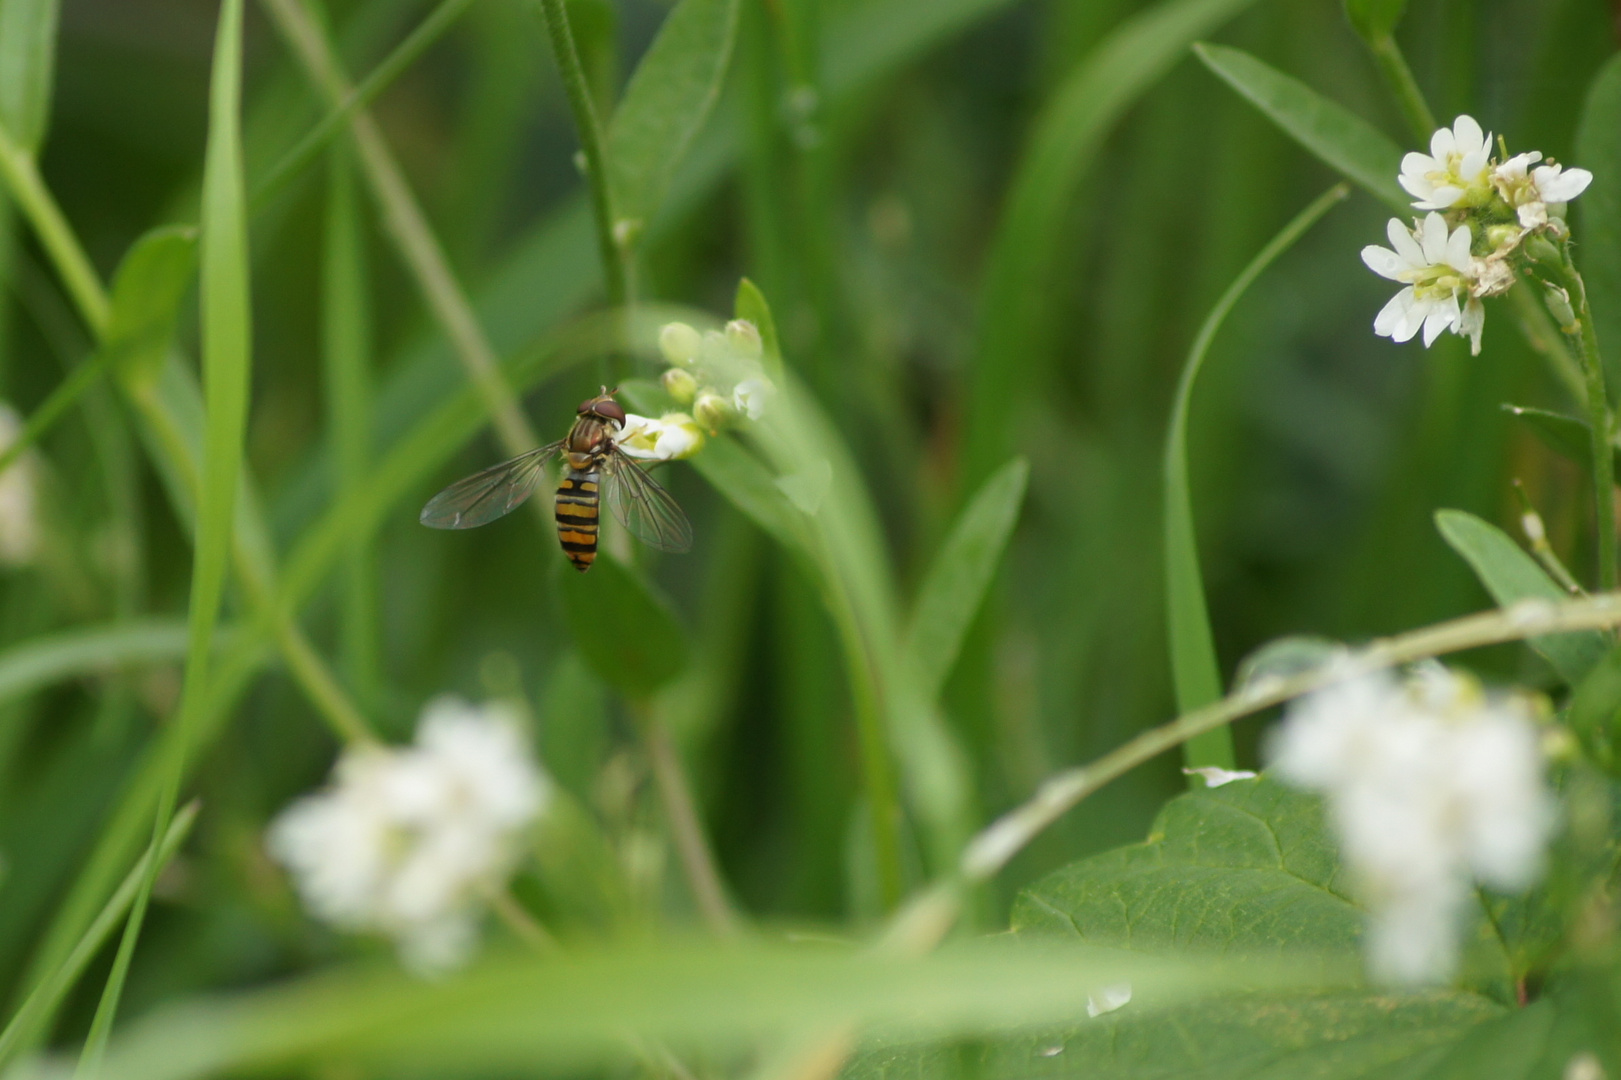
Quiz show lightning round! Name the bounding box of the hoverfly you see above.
[419,390,692,571]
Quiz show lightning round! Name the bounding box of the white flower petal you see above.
[1361,245,1406,281]
[1418,213,1450,264]
[1429,125,1456,160]
[1374,288,1416,338]
[1392,295,1433,342]
[1452,115,1484,154]
[1446,223,1473,270]
[1387,218,1424,266]
[1421,294,1459,347]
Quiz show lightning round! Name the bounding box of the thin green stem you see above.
[533,0,628,309]
[639,706,741,936]
[0,121,109,335]
[1562,260,1616,590]
[0,349,109,476]
[1368,33,1436,143]
[250,0,478,210]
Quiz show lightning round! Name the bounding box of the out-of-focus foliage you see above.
[0,0,1617,1075]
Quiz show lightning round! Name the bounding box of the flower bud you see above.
[1484,224,1520,252]
[661,367,698,404]
[659,322,702,367]
[693,391,734,433]
[732,377,774,420]
[725,319,762,359]
[1543,283,1578,332]
[1523,234,1562,269]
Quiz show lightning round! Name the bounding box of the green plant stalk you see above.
[77,0,252,1067]
[259,0,542,462]
[534,0,628,309]
[1165,183,1348,776]
[1563,260,1617,590]
[1366,32,1435,143]
[0,120,110,334]
[323,145,381,709]
[639,706,741,936]
[250,0,478,208]
[0,348,109,477]
[1509,280,1586,405]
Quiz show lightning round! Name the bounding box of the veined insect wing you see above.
[420,441,563,529]
[602,448,694,553]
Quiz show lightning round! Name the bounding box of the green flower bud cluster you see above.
[655,319,776,435]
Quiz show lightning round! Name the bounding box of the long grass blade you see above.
[1164,184,1348,774]
[75,0,251,1068]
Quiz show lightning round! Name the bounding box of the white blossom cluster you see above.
[1362,115,1593,355]
[268,697,548,973]
[618,318,777,464]
[1268,662,1556,986]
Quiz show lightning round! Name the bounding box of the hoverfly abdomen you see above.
[555,469,602,572]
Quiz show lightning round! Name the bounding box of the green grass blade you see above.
[1344,0,1407,39]
[0,803,198,1071]
[1165,184,1348,774]
[76,0,251,1067]
[0,619,189,706]
[1192,42,1407,211]
[322,146,380,709]
[0,0,59,153]
[960,0,1258,491]
[1504,404,1621,476]
[605,0,740,239]
[1576,55,1621,390]
[1435,509,1610,684]
[904,457,1028,703]
[821,0,1017,96]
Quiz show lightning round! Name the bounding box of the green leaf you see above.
[555,551,688,699]
[905,457,1027,702]
[1576,55,1621,393]
[1503,404,1621,476]
[1435,509,1610,684]
[107,225,198,392]
[606,0,740,235]
[1164,185,1347,773]
[1344,0,1407,40]
[961,0,1258,490]
[733,277,784,380]
[0,0,60,152]
[1194,42,1407,211]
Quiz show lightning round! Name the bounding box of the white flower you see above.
[1399,115,1493,209]
[731,378,774,421]
[1362,214,1484,353]
[616,412,704,461]
[1492,151,1594,228]
[1267,664,1556,986]
[268,697,548,973]
[0,404,40,567]
[1182,766,1257,788]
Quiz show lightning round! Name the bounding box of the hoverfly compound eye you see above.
[577,398,594,414]
[594,399,627,425]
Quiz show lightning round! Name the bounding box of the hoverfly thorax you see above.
[420,388,692,573]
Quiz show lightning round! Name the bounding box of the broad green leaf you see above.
[606,0,740,237]
[1503,404,1621,476]
[1234,635,1343,692]
[1164,185,1347,772]
[1194,43,1407,211]
[1344,0,1407,41]
[555,551,688,699]
[1576,55,1621,392]
[107,225,197,392]
[961,0,1258,490]
[905,457,1028,702]
[1434,509,1610,684]
[733,277,784,380]
[0,619,189,707]
[85,938,1345,1080]
[0,0,59,152]
[849,991,1502,1080]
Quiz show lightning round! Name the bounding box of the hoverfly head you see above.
[578,387,626,426]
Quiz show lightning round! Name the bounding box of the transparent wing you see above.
[602,449,694,553]
[419,441,563,529]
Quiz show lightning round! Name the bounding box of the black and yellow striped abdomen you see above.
[555,470,601,571]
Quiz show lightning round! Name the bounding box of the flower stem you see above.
[1560,260,1616,590]
[639,707,741,936]
[534,0,629,310]
[1367,33,1436,143]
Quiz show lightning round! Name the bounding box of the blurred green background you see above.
[0,0,1615,1045]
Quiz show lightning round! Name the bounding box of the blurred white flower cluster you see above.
[1268,662,1556,986]
[1363,115,1593,355]
[618,318,777,464]
[268,697,548,973]
[0,403,40,567]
